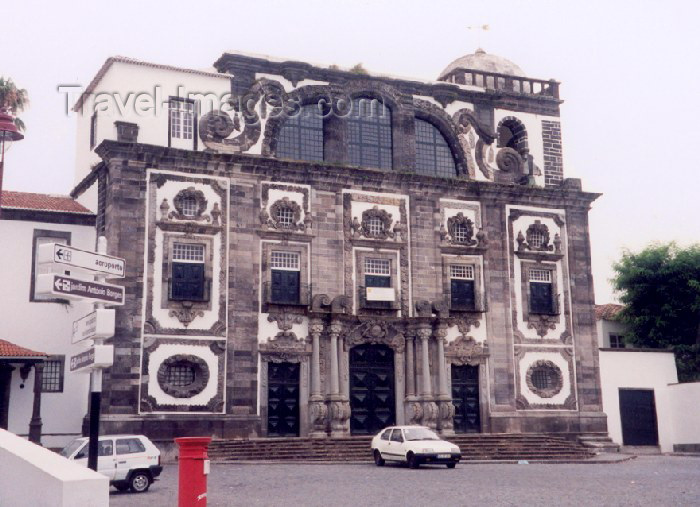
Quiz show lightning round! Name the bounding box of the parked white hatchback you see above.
[371,425,461,468]
[60,434,163,492]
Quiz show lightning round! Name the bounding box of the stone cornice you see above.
[91,140,601,209]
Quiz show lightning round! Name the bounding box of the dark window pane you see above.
[271,269,300,304]
[450,279,475,310]
[277,105,324,162]
[347,98,392,169]
[530,282,553,314]
[365,275,391,288]
[415,119,457,178]
[171,262,205,301]
[41,359,63,393]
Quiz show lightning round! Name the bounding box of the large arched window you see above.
[276,104,324,162]
[347,98,392,170]
[415,119,457,178]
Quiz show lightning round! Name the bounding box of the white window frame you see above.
[270,251,300,271]
[172,243,205,263]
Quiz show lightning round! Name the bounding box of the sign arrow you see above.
[54,278,62,291]
[56,248,65,259]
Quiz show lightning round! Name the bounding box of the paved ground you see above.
[110,456,700,506]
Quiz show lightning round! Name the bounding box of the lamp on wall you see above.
[0,109,24,217]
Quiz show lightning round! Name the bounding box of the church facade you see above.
[71,49,607,440]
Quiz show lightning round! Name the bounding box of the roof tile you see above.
[595,304,624,321]
[0,339,47,358]
[1,191,93,214]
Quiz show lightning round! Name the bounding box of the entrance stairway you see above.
[208,433,596,462]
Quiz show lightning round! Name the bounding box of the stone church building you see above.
[71,49,606,440]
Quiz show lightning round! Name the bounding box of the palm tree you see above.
[0,77,29,131]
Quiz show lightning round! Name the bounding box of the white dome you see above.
[438,49,525,80]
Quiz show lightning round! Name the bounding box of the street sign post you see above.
[38,243,125,278]
[72,309,116,344]
[36,274,125,305]
[70,345,114,373]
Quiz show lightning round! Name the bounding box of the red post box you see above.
[175,437,212,507]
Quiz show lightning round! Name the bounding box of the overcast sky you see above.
[3,0,698,303]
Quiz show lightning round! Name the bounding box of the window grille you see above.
[367,216,385,236]
[415,119,457,178]
[529,269,551,283]
[270,251,300,270]
[172,243,205,262]
[348,98,392,170]
[276,104,324,162]
[529,230,546,249]
[452,223,471,244]
[41,359,63,393]
[276,207,295,226]
[610,334,625,348]
[166,365,195,387]
[170,99,194,140]
[531,366,557,390]
[364,258,391,276]
[181,197,198,217]
[450,265,475,280]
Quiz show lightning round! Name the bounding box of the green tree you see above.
[612,243,700,381]
[0,77,29,131]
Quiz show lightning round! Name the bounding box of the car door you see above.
[376,428,392,456]
[72,439,116,480]
[385,428,405,461]
[114,437,147,481]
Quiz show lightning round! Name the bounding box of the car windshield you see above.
[404,428,441,441]
[59,439,85,457]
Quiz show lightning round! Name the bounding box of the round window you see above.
[157,354,210,398]
[526,360,563,398]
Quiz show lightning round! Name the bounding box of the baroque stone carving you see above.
[496,147,524,174]
[525,360,564,399]
[406,400,424,425]
[446,212,477,246]
[445,335,488,365]
[438,400,456,433]
[415,300,433,317]
[345,320,405,353]
[265,197,305,231]
[352,206,394,240]
[169,304,205,328]
[421,400,439,430]
[526,314,559,338]
[156,354,210,399]
[267,310,305,340]
[520,220,553,252]
[169,187,210,222]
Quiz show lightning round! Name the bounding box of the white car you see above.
[60,434,162,492]
[371,425,461,468]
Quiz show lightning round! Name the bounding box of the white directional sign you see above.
[36,274,125,305]
[72,309,116,344]
[70,344,114,373]
[38,243,125,278]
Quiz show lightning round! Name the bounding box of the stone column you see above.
[417,326,438,429]
[327,320,349,437]
[28,362,44,444]
[404,332,422,425]
[435,323,455,435]
[308,319,327,437]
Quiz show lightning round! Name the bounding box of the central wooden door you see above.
[451,364,481,433]
[267,362,300,437]
[349,344,395,435]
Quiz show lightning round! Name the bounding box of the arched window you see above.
[497,117,528,155]
[415,119,457,178]
[347,98,392,170]
[276,104,324,162]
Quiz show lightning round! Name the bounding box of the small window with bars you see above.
[452,223,471,244]
[270,251,300,271]
[365,258,391,276]
[529,269,552,283]
[450,265,474,280]
[166,364,195,387]
[529,230,546,249]
[180,197,198,217]
[367,216,385,236]
[531,366,559,390]
[169,98,195,140]
[41,358,64,393]
[173,243,205,262]
[276,207,295,226]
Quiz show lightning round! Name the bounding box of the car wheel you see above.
[114,484,130,492]
[446,463,456,469]
[373,450,385,467]
[407,453,420,469]
[129,471,151,493]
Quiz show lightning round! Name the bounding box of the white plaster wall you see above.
[666,382,700,448]
[519,352,572,406]
[599,350,678,451]
[0,218,95,448]
[0,429,109,506]
[75,61,232,185]
[146,344,220,409]
[596,319,628,348]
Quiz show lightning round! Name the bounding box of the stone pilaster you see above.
[435,322,455,435]
[308,318,327,438]
[417,325,438,429]
[404,331,422,425]
[327,320,349,437]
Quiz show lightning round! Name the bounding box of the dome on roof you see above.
[438,49,525,80]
